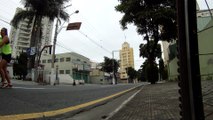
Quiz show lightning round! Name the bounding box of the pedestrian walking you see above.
[0,35,2,83]
[0,28,12,88]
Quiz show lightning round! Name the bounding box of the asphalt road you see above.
[64,87,142,120]
[0,82,142,119]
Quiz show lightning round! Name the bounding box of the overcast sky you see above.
[0,0,212,70]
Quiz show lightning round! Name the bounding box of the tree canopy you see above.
[101,56,119,74]
[116,0,177,84]
[139,40,162,59]
[126,67,137,83]
[115,0,177,42]
[11,0,70,28]
[115,0,176,62]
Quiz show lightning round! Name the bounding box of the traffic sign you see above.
[26,48,31,55]
[30,47,36,55]
[66,22,82,30]
[26,47,36,56]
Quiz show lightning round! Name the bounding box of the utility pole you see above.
[112,50,119,84]
[112,51,115,85]
[50,9,79,85]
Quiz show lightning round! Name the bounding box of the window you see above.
[60,58,64,62]
[55,58,58,62]
[48,59,51,63]
[59,70,64,74]
[42,60,46,63]
[66,57,71,62]
[65,70,70,74]
[77,59,81,61]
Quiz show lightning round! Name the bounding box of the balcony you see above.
[19,35,30,40]
[16,44,29,48]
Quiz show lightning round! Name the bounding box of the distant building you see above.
[9,7,53,58]
[90,61,102,69]
[119,42,134,83]
[90,69,112,84]
[40,52,91,84]
[90,61,112,84]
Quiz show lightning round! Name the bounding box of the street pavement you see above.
[1,79,143,120]
[108,80,213,120]
[202,80,213,120]
[11,79,38,85]
[6,79,213,120]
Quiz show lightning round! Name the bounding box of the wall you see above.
[198,19,213,80]
[168,57,179,81]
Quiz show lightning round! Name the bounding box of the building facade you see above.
[9,8,53,58]
[90,69,112,84]
[119,42,134,82]
[162,8,213,81]
[197,9,213,17]
[40,52,91,83]
[197,17,213,80]
[90,61,112,84]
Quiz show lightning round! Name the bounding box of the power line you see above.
[56,39,109,61]
[57,38,94,54]
[69,8,115,48]
[56,41,90,55]
[0,18,10,25]
[56,42,74,52]
[56,41,93,58]
[78,30,111,54]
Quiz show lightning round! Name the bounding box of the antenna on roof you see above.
[124,33,126,42]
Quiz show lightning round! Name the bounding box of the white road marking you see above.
[12,87,45,90]
[106,88,142,120]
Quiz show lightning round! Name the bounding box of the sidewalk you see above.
[108,81,213,120]
[11,79,38,85]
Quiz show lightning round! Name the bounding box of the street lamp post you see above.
[112,50,119,85]
[50,10,79,85]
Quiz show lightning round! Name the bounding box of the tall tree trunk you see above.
[146,24,160,84]
[29,16,42,69]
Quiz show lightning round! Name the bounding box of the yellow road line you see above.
[0,87,136,120]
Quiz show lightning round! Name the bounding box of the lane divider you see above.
[0,86,139,120]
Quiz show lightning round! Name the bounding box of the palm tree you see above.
[11,0,70,68]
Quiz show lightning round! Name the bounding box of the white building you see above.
[40,52,91,84]
[161,41,170,64]
[9,8,53,58]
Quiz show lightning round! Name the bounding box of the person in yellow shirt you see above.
[0,36,2,83]
[0,35,2,54]
[0,28,12,88]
